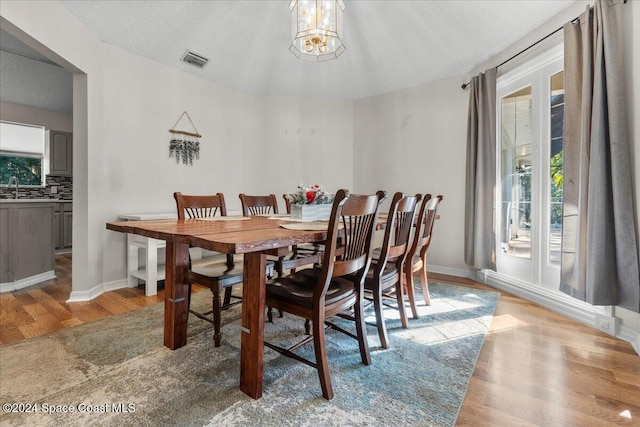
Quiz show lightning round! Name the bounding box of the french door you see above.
[496,46,564,289]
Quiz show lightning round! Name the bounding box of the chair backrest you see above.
[375,192,419,275]
[174,192,227,219]
[239,193,279,216]
[282,194,292,214]
[315,189,386,300]
[406,194,443,260]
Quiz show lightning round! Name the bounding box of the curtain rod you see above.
[460,0,626,90]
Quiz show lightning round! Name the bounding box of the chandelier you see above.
[289,0,345,62]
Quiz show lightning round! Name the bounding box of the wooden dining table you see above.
[106,215,331,399]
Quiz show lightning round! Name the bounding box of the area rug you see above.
[0,282,498,427]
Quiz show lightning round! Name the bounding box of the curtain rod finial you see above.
[461,82,470,90]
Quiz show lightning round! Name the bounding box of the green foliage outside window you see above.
[0,156,42,186]
[550,151,563,226]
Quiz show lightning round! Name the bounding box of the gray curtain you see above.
[561,0,640,312]
[464,68,497,271]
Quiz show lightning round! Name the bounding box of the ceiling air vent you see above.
[181,50,209,68]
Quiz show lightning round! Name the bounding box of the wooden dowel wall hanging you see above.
[169,111,201,165]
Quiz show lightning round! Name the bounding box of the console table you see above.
[119,212,176,296]
[118,210,241,295]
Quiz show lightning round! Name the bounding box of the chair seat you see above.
[191,255,275,288]
[266,268,356,309]
[408,255,424,273]
[363,260,399,291]
[190,255,244,286]
[371,247,382,260]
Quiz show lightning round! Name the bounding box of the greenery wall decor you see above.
[168,111,201,166]
[169,138,199,165]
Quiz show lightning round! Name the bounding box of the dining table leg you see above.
[163,241,191,350]
[239,251,266,399]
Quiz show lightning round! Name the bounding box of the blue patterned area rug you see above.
[0,282,498,427]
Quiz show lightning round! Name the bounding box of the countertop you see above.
[0,199,60,204]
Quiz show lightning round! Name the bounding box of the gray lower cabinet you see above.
[0,207,10,283]
[53,208,60,250]
[53,202,72,250]
[0,201,55,286]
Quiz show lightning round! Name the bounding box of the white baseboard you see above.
[426,264,477,280]
[66,278,128,302]
[619,326,640,355]
[482,270,640,356]
[104,278,129,292]
[484,271,597,325]
[0,270,56,293]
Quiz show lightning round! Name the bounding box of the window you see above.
[0,121,46,186]
[496,44,564,288]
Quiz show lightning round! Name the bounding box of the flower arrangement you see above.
[287,184,333,205]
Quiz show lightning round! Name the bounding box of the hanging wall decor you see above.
[169,111,201,165]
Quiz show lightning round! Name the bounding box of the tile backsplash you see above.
[0,175,72,200]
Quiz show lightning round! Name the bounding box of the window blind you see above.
[0,121,45,157]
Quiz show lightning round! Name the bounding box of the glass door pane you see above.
[500,86,532,260]
[549,71,564,266]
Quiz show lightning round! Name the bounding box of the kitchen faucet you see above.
[6,176,19,199]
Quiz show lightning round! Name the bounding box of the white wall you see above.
[354,75,470,274]
[99,49,355,282]
[241,94,353,201]
[0,102,72,131]
[99,43,246,283]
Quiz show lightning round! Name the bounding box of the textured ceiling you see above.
[0,29,73,113]
[0,1,581,114]
[60,0,579,100]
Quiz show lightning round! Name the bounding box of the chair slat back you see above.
[283,194,292,214]
[174,192,227,219]
[407,194,443,260]
[375,192,418,276]
[239,193,279,216]
[419,195,443,256]
[316,189,385,296]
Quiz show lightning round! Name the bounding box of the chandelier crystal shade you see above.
[289,0,345,62]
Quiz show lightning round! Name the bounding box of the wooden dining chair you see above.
[239,193,321,323]
[360,192,418,349]
[282,193,291,214]
[404,194,443,313]
[174,192,273,347]
[264,189,385,400]
[239,193,279,216]
[282,193,325,265]
[241,193,322,277]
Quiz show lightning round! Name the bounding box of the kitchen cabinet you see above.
[48,130,73,176]
[53,202,72,250]
[0,200,56,292]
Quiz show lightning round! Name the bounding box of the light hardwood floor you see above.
[1,255,638,425]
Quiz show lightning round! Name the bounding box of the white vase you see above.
[290,204,332,221]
